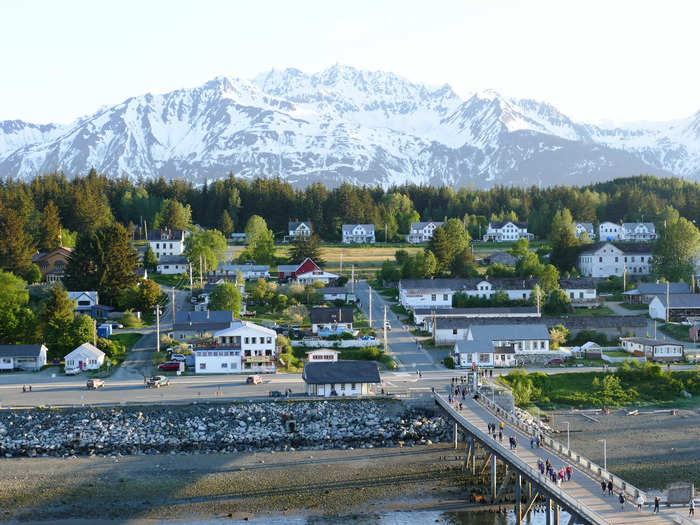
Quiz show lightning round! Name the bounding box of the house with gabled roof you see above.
[578,242,653,278]
[342,224,375,244]
[483,221,533,242]
[288,221,313,240]
[32,247,73,282]
[0,344,47,371]
[277,258,338,285]
[302,360,380,397]
[407,221,443,244]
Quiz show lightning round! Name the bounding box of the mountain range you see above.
[1,64,699,188]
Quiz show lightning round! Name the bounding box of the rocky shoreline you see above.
[0,399,450,458]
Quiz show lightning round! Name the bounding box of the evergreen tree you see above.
[509,238,529,257]
[0,271,39,344]
[543,289,571,315]
[156,199,192,231]
[0,202,35,276]
[185,229,228,273]
[39,200,63,252]
[143,245,158,271]
[218,209,234,237]
[451,248,479,278]
[64,223,138,304]
[428,226,452,273]
[289,234,324,265]
[24,263,42,284]
[40,284,77,357]
[549,208,580,270]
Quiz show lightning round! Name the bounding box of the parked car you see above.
[170,353,187,362]
[360,335,376,341]
[147,375,170,388]
[65,368,81,376]
[246,375,263,384]
[158,361,182,371]
[109,322,124,329]
[269,390,283,397]
[545,358,564,366]
[86,378,105,389]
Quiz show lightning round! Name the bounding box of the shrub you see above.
[443,356,455,369]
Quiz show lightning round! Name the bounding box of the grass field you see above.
[109,333,143,349]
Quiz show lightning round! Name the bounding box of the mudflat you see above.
[0,443,483,523]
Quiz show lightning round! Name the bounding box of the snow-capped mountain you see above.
[0,64,698,187]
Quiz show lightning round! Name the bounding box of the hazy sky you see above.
[1,0,698,124]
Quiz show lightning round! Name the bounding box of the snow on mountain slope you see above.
[0,65,695,187]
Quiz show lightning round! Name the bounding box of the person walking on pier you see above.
[618,492,626,511]
[566,464,572,481]
[690,498,695,517]
[637,494,644,511]
[607,480,614,496]
[653,496,660,513]
[601,480,607,495]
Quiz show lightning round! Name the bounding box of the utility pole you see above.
[171,288,176,328]
[384,223,388,243]
[351,265,355,293]
[188,263,193,296]
[536,286,541,315]
[623,264,627,292]
[666,280,670,324]
[93,318,97,347]
[369,285,372,327]
[654,319,657,339]
[144,220,148,242]
[339,252,343,274]
[432,310,437,346]
[383,305,388,354]
[199,255,203,289]
[155,305,161,355]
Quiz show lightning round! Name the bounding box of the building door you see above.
[79,360,84,370]
[317,385,325,396]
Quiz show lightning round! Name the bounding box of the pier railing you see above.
[435,393,610,525]
[472,381,646,503]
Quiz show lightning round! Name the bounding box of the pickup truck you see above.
[86,379,105,389]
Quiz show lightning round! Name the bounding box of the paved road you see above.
[354,281,439,371]
[442,391,677,524]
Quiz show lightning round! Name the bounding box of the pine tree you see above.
[549,208,580,270]
[289,234,324,265]
[39,200,62,252]
[143,245,158,271]
[156,199,191,230]
[0,203,36,276]
[219,210,234,237]
[428,226,452,273]
[41,284,77,357]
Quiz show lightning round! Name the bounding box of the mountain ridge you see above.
[0,64,697,187]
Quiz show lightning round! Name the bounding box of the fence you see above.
[292,339,376,348]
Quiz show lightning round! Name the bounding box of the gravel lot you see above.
[552,406,700,490]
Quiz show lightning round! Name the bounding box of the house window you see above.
[199,363,206,370]
[251,337,257,344]
[599,257,602,262]
[221,363,228,368]
[267,337,272,344]
[351,383,357,389]
[245,337,249,344]
[453,329,458,335]
[431,294,436,301]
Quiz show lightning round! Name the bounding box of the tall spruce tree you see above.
[428,226,452,273]
[40,284,77,357]
[218,209,234,237]
[142,245,158,271]
[289,234,324,265]
[39,200,63,252]
[0,202,35,276]
[549,208,580,270]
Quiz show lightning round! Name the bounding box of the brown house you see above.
[32,247,73,282]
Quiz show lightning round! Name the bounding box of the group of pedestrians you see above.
[21,384,32,393]
[537,458,574,487]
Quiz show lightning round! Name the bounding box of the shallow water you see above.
[186,509,571,525]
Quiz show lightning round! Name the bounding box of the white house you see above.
[620,337,684,362]
[598,222,623,241]
[64,343,106,373]
[210,263,270,281]
[482,221,533,242]
[623,282,691,304]
[148,229,186,259]
[157,255,188,275]
[578,242,653,278]
[0,344,47,371]
[399,278,596,309]
[194,321,277,374]
[407,221,444,244]
[453,324,550,368]
[302,360,380,397]
[288,221,313,240]
[622,222,658,241]
[342,224,375,244]
[432,318,472,345]
[575,222,596,240]
[295,268,339,285]
[323,287,356,303]
[67,291,100,316]
[649,294,700,322]
[558,278,598,304]
[305,348,340,362]
[310,306,354,335]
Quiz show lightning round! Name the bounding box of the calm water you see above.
[185,509,571,525]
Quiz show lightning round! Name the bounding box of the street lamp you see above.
[597,439,607,471]
[561,421,570,450]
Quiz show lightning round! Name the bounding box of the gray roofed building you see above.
[0,344,47,358]
[651,294,700,308]
[157,255,188,264]
[469,323,550,341]
[635,282,691,295]
[414,306,539,317]
[575,222,595,239]
[0,344,48,371]
[580,242,654,255]
[309,306,354,325]
[147,229,185,241]
[172,310,235,337]
[483,251,518,266]
[302,361,380,385]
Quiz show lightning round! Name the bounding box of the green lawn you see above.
[565,306,615,316]
[659,323,693,342]
[110,333,143,349]
[292,345,396,370]
[618,303,649,311]
[150,273,190,289]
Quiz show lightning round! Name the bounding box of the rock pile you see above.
[0,400,449,458]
